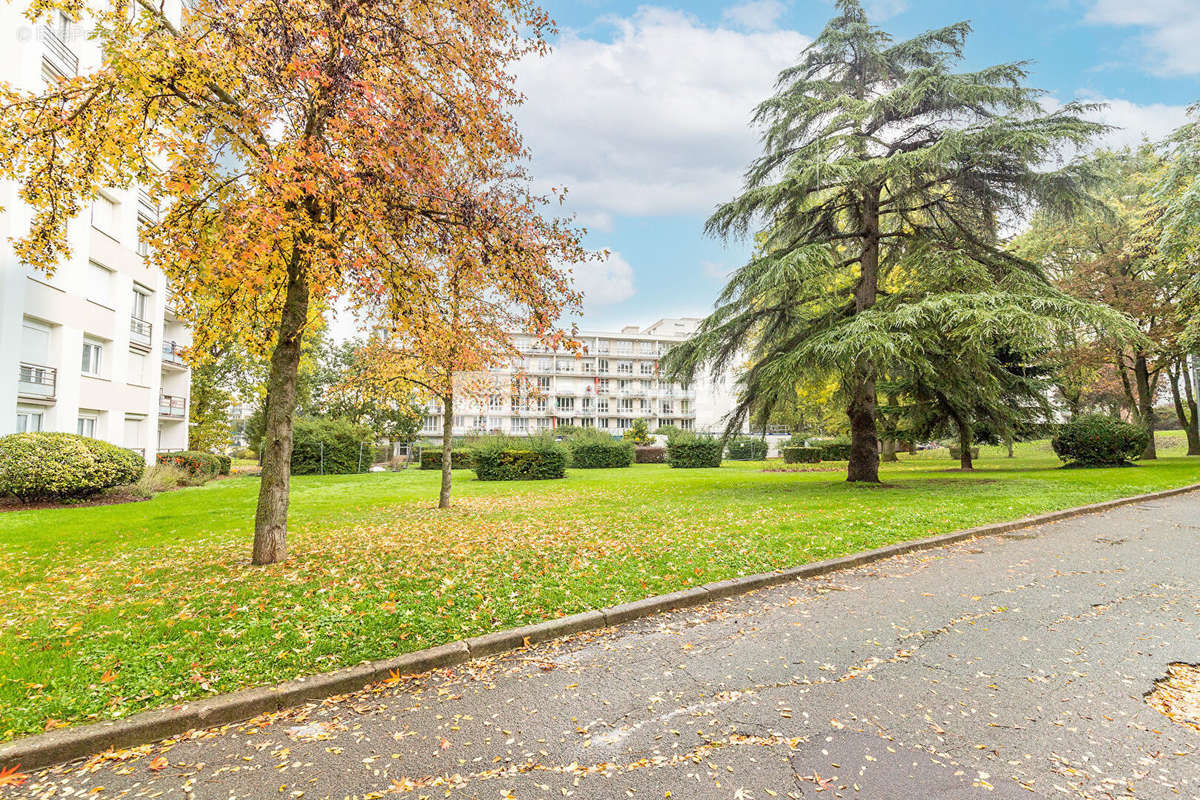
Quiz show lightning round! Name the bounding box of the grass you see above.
[0,433,1197,741]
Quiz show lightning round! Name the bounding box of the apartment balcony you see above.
[130,317,153,351]
[138,187,159,220]
[161,341,187,369]
[41,25,78,76]
[17,362,56,401]
[159,393,187,419]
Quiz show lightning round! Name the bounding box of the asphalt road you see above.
[7,492,1199,799]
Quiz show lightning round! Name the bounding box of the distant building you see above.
[419,318,748,437]
[0,2,191,462]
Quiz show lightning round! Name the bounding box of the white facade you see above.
[419,318,746,438]
[0,3,191,462]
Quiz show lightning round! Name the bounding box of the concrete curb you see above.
[3,481,1197,771]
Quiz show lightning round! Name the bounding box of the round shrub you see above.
[470,435,568,481]
[1051,414,1149,467]
[567,431,634,469]
[634,446,666,464]
[157,450,223,480]
[948,446,980,461]
[419,448,474,470]
[215,453,232,475]
[0,432,144,502]
[725,436,768,461]
[782,446,822,464]
[289,417,373,475]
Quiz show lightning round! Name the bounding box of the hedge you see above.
[725,436,768,461]
[472,449,567,480]
[0,432,144,502]
[667,438,723,468]
[289,417,373,475]
[156,450,222,479]
[813,441,852,460]
[634,446,666,464]
[782,446,822,464]
[419,449,474,470]
[1051,414,1149,466]
[568,438,634,469]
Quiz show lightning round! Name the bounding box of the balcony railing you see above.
[162,341,186,367]
[41,25,78,76]
[137,187,159,219]
[130,317,153,349]
[159,393,186,418]
[18,362,56,400]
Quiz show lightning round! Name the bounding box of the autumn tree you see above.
[0,0,576,563]
[1014,147,1188,459]
[665,0,1111,483]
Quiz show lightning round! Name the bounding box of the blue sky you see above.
[507,0,1199,331]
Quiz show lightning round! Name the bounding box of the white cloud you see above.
[572,251,635,307]
[863,0,909,21]
[1085,97,1191,149]
[515,7,809,220]
[1085,0,1200,76]
[722,0,787,32]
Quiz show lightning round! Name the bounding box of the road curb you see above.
[3,481,1196,771]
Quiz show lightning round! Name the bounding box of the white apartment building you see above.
[0,4,191,462]
[420,318,747,438]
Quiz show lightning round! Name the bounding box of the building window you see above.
[640,361,656,375]
[618,379,631,392]
[639,341,657,354]
[77,414,97,438]
[131,286,151,320]
[557,359,574,373]
[619,398,633,412]
[422,415,439,433]
[580,417,594,428]
[599,417,610,429]
[556,397,574,412]
[598,359,609,374]
[81,338,103,377]
[616,418,631,430]
[681,419,694,430]
[661,401,673,414]
[16,408,44,433]
[538,358,552,372]
[617,361,633,374]
[534,397,547,412]
[488,395,503,411]
[597,398,609,413]
[536,376,551,393]
[136,214,153,257]
[615,340,633,354]
[87,261,112,306]
[598,378,610,393]
[581,397,592,411]
[597,339,610,354]
[91,194,119,238]
[128,350,147,385]
[512,417,528,433]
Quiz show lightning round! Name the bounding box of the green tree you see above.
[623,418,654,446]
[664,0,1111,483]
[188,360,234,452]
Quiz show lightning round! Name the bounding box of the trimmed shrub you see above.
[810,438,852,461]
[419,448,474,470]
[948,446,980,460]
[635,446,666,464]
[782,446,822,464]
[470,435,568,481]
[567,431,634,469]
[726,436,768,461]
[0,432,144,502]
[157,450,222,480]
[215,454,232,475]
[1051,414,1149,467]
[289,417,373,475]
[667,433,723,468]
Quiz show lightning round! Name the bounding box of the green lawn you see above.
[1,434,1197,740]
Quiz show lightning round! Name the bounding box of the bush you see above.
[726,436,768,461]
[419,449,474,470]
[215,454,232,475]
[622,418,654,446]
[948,446,980,460]
[0,433,144,502]
[131,463,188,497]
[1051,414,1150,467]
[666,432,723,468]
[289,417,373,475]
[810,437,852,461]
[567,431,634,468]
[782,446,822,464]
[157,450,222,480]
[470,435,568,481]
[635,446,667,464]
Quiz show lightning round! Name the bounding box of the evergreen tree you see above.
[664,0,1114,483]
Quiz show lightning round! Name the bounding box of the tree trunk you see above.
[955,413,974,471]
[846,188,881,483]
[439,394,454,509]
[880,437,898,462]
[252,259,310,566]
[1133,353,1156,460]
[1005,435,1014,458]
[1169,363,1200,456]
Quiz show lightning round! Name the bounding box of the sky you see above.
[504,0,1200,333]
